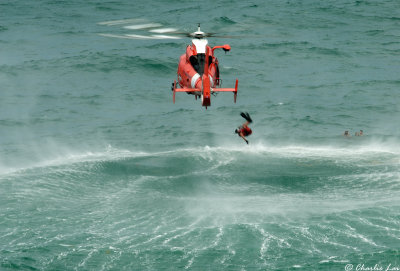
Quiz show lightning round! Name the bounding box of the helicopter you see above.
[172,24,238,109]
[98,21,239,109]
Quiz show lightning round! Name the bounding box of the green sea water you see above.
[1,0,400,270]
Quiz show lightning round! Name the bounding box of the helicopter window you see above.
[189,55,200,74]
[189,54,212,75]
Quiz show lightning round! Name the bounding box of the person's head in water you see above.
[355,130,363,136]
[344,131,350,137]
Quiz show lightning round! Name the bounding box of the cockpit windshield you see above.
[189,54,213,75]
[189,54,205,75]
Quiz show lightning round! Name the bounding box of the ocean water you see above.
[1,0,400,270]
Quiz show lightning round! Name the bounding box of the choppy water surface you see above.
[1,0,399,270]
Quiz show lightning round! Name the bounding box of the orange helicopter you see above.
[98,21,238,109]
[172,24,238,109]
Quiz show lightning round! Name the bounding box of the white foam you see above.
[343,224,384,247]
[1,141,398,178]
[182,191,400,227]
[0,145,144,178]
[215,141,400,160]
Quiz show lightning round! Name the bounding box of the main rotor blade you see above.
[99,33,182,40]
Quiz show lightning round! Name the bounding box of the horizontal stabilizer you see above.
[213,79,238,103]
[172,79,238,105]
